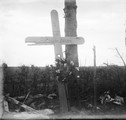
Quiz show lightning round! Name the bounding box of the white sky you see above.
[0,0,126,66]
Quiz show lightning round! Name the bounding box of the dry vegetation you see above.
[2,62,126,114]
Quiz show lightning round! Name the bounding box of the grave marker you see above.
[25,10,84,112]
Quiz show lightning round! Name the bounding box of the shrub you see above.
[2,63,126,103]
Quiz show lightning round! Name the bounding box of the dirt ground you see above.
[2,106,126,119]
[2,111,126,119]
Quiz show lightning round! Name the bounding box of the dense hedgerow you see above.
[2,63,126,102]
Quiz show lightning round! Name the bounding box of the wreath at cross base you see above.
[50,57,80,83]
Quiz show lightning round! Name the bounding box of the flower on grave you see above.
[57,55,61,58]
[64,63,67,67]
[53,57,80,83]
[56,69,60,73]
[69,72,72,75]
[70,61,74,65]
[75,67,79,71]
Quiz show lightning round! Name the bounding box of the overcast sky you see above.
[0,0,126,66]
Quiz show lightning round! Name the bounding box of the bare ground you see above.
[2,106,126,119]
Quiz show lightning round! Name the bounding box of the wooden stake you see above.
[93,46,97,107]
[0,66,3,118]
[51,10,68,113]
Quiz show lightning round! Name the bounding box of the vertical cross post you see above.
[51,10,68,112]
[51,10,63,59]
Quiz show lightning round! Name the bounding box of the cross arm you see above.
[25,36,84,45]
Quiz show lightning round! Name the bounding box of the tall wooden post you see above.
[64,0,81,109]
[93,46,97,108]
[51,10,68,113]
[0,65,3,118]
[64,0,78,66]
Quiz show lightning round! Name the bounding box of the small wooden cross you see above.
[25,10,84,112]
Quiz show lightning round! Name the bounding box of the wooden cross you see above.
[25,10,84,112]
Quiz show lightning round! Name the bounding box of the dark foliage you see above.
[2,63,126,107]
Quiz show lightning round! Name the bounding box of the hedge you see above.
[2,63,126,103]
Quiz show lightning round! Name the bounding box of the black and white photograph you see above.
[0,0,126,119]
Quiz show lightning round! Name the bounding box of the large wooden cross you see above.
[25,10,84,112]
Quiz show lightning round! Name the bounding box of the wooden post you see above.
[64,0,81,109]
[64,0,78,66]
[51,10,63,59]
[0,65,3,118]
[93,46,97,108]
[51,10,68,113]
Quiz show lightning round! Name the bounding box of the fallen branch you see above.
[5,95,35,111]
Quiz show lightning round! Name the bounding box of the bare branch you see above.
[115,48,126,67]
